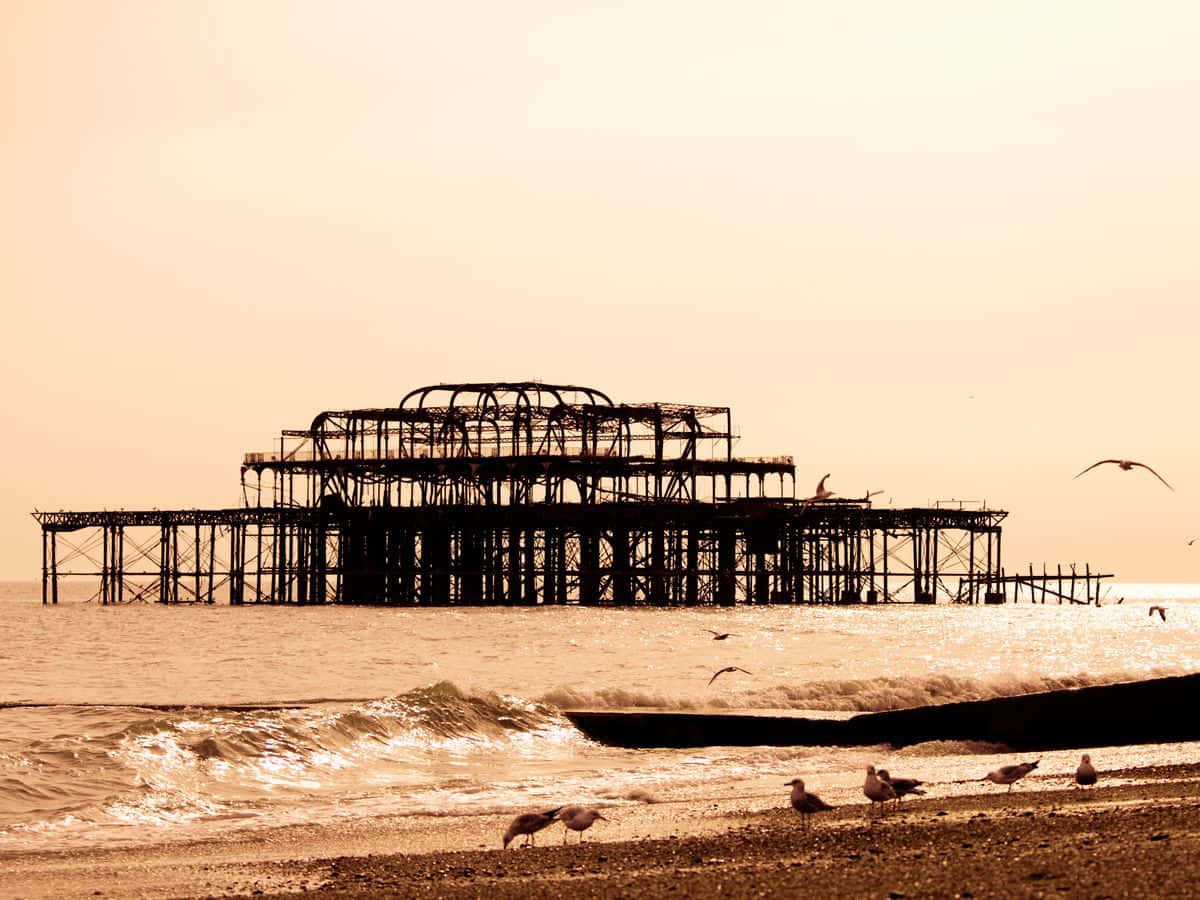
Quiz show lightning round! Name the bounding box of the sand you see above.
[3,764,1199,899]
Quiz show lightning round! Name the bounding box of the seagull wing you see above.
[815,473,830,494]
[708,668,731,685]
[705,629,721,636]
[733,667,753,675]
[1130,461,1174,491]
[1074,459,1122,479]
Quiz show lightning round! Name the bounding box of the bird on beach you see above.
[1073,458,1174,491]
[863,765,896,814]
[705,630,737,640]
[1149,605,1167,622]
[502,806,564,848]
[983,760,1039,791]
[786,778,834,828]
[1075,754,1098,788]
[708,666,752,685]
[558,805,607,843]
[876,769,925,806]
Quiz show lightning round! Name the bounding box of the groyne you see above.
[563,672,1200,750]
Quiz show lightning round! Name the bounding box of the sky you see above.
[2,1,1198,581]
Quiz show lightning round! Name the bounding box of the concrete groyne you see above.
[564,672,1200,751]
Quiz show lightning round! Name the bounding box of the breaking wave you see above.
[0,682,579,841]
[542,667,1188,713]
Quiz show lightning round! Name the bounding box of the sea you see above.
[2,580,1199,854]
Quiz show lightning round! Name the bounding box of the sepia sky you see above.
[2,1,1199,581]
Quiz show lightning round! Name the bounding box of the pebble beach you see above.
[4,762,1199,899]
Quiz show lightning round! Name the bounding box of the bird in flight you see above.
[809,474,835,501]
[1074,459,1173,491]
[1149,605,1167,622]
[1188,539,1196,546]
[708,666,752,685]
[800,474,835,508]
[705,630,736,640]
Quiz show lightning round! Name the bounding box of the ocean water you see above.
[2,580,1199,853]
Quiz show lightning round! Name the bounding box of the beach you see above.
[4,762,1198,898]
[6,587,1200,897]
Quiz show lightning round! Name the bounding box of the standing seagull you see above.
[558,806,607,843]
[502,806,564,848]
[708,666,752,686]
[1075,754,1098,788]
[786,778,834,828]
[705,630,737,640]
[1074,459,1174,491]
[876,769,925,806]
[863,765,896,815]
[983,760,1039,791]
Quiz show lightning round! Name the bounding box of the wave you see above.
[0,682,578,836]
[542,667,1190,713]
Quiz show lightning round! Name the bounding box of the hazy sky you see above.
[3,1,1199,581]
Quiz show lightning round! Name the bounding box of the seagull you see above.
[786,778,833,827]
[502,806,564,848]
[705,630,737,640]
[863,765,896,814]
[982,760,1039,791]
[1075,754,1097,788]
[876,769,925,806]
[805,473,835,502]
[1149,605,1167,622]
[1073,459,1173,491]
[1188,539,1197,546]
[708,666,752,686]
[558,805,607,843]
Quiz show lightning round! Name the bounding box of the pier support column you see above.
[717,525,735,606]
[611,527,632,606]
[580,528,599,606]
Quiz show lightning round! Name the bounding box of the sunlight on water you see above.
[2,580,1199,853]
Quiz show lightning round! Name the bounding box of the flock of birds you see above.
[503,458,1164,850]
[502,755,1100,848]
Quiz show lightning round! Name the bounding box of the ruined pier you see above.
[34,381,1103,606]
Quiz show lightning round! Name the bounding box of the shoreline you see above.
[4,763,1199,898]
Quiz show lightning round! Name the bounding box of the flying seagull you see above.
[705,630,737,640]
[808,473,835,502]
[708,666,752,686]
[1073,459,1173,491]
[1149,605,1167,622]
[983,760,1039,791]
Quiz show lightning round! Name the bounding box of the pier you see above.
[33,382,1108,606]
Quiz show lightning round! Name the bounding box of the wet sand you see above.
[4,764,1199,898]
